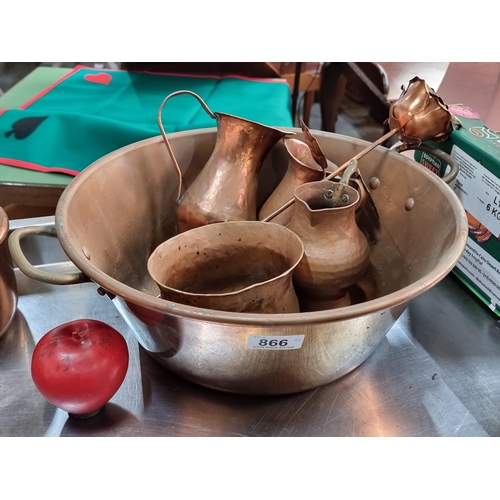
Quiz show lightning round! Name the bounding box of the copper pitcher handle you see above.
[157,91,217,199]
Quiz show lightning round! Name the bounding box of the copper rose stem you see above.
[324,128,398,180]
[262,128,398,223]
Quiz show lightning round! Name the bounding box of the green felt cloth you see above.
[0,66,293,176]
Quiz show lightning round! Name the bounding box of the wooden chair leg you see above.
[319,63,347,133]
[340,62,389,125]
[301,91,315,128]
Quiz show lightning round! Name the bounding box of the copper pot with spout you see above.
[8,129,468,395]
[288,180,371,311]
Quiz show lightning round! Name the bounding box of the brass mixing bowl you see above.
[9,128,468,394]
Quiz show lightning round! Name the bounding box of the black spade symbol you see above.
[5,116,48,139]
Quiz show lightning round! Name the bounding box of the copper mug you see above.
[147,221,304,314]
[0,207,18,337]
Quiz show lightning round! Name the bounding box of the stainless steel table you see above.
[2,216,499,437]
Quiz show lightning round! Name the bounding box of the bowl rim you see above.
[56,128,469,326]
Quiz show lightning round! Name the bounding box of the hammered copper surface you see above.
[9,242,500,436]
[10,129,468,394]
[157,90,291,234]
[388,76,453,144]
[175,113,290,232]
[258,138,329,226]
[287,180,370,311]
[0,207,17,337]
[148,221,303,314]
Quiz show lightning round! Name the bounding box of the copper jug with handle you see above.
[287,178,370,312]
[158,91,292,233]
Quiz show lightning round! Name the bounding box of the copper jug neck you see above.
[293,180,360,227]
[214,112,290,162]
[284,137,324,180]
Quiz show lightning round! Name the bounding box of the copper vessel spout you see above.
[258,137,334,226]
[147,221,304,314]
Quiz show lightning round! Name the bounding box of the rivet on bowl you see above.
[369,177,381,190]
[405,198,415,211]
[82,246,91,260]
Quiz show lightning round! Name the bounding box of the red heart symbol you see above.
[84,73,112,85]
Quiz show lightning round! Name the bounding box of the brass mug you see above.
[0,207,18,337]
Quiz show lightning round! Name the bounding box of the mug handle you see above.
[157,90,217,200]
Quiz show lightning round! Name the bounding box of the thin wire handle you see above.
[157,90,216,199]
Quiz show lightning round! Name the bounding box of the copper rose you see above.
[388,77,453,144]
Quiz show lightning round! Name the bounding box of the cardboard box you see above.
[414,105,500,316]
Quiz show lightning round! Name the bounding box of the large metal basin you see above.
[12,128,468,395]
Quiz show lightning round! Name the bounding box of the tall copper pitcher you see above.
[158,91,291,233]
[287,179,370,311]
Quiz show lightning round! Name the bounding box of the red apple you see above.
[31,319,129,416]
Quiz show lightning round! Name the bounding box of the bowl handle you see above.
[157,90,217,200]
[394,143,459,184]
[8,226,88,285]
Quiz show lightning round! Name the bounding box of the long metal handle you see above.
[157,90,217,199]
[8,226,88,285]
[394,143,459,184]
[262,128,398,222]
